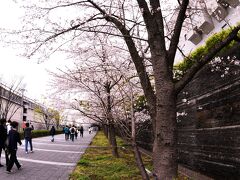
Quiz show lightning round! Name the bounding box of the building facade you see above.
[0,83,45,131]
[173,0,240,63]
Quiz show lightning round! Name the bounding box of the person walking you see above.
[6,121,22,173]
[88,127,92,134]
[70,126,75,142]
[79,126,84,137]
[74,126,78,139]
[0,118,9,167]
[50,126,56,142]
[63,126,70,141]
[24,122,33,154]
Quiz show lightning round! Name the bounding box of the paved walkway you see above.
[0,131,96,180]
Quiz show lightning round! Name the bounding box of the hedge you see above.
[20,129,63,139]
[174,23,240,80]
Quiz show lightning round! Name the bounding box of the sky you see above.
[0,1,69,102]
[0,1,104,124]
[0,0,178,103]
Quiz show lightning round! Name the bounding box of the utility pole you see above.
[20,88,26,130]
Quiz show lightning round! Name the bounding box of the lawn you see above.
[69,131,152,180]
[69,131,190,180]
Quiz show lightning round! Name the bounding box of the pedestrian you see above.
[88,127,92,134]
[74,126,78,139]
[6,120,12,135]
[70,126,75,142]
[63,126,70,140]
[67,125,70,140]
[0,118,9,167]
[6,121,22,173]
[79,126,84,137]
[50,126,56,142]
[24,122,33,154]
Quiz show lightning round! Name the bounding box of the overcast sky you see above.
[0,1,70,102]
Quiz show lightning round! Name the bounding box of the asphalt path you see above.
[0,131,96,180]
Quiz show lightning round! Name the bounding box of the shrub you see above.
[174,24,240,80]
[20,129,63,139]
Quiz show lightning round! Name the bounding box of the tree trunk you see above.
[153,89,177,179]
[130,87,149,179]
[45,120,49,130]
[105,82,119,158]
[152,64,177,179]
[109,123,119,158]
[132,122,149,179]
[102,124,108,138]
[132,142,150,180]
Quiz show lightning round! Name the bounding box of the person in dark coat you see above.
[0,118,9,167]
[24,122,33,153]
[70,126,75,142]
[6,121,22,173]
[50,126,56,142]
[74,126,78,139]
[79,126,84,137]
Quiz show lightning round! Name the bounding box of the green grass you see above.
[69,131,152,180]
[69,131,190,180]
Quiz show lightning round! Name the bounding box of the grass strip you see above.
[69,131,190,180]
[69,131,152,180]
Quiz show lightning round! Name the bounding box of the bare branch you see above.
[167,0,189,67]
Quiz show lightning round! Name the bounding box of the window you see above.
[23,108,27,114]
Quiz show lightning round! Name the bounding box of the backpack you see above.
[71,128,75,133]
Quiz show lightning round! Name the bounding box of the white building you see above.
[0,83,45,131]
[173,0,240,63]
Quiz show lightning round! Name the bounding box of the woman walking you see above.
[50,126,56,142]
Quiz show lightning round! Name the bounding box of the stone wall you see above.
[177,45,240,179]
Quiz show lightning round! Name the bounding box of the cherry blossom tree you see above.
[50,41,131,157]
[2,0,240,178]
[34,106,59,130]
[50,37,153,177]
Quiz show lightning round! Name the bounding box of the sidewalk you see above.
[0,131,96,180]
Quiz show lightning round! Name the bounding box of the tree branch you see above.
[167,0,189,67]
[88,0,156,116]
[27,14,103,57]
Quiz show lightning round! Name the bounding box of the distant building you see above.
[0,83,45,130]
